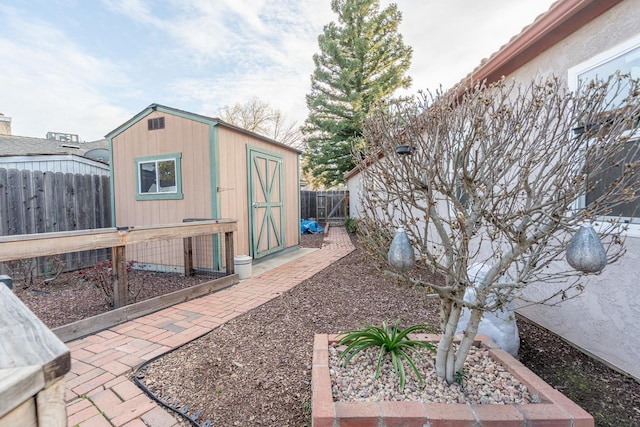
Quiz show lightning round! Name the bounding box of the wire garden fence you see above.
[0,219,238,341]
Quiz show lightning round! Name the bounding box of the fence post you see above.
[225,231,234,274]
[183,236,194,276]
[112,245,128,308]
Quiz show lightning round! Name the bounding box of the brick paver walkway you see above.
[65,226,354,426]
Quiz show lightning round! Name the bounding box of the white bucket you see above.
[234,255,253,279]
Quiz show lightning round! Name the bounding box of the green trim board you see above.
[209,123,223,269]
[105,104,217,140]
[209,124,221,219]
[105,104,300,155]
[108,136,116,226]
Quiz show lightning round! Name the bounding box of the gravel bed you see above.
[329,344,533,405]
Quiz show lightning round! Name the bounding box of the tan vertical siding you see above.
[111,111,212,228]
[217,126,299,256]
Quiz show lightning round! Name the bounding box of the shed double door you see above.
[248,148,285,259]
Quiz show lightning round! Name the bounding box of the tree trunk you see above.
[455,308,483,374]
[436,302,484,384]
[435,300,461,383]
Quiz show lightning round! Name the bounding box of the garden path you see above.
[64,226,354,427]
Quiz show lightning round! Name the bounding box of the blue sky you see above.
[1,0,555,141]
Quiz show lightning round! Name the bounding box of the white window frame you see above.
[568,34,640,237]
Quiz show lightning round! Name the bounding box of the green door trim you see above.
[210,124,222,269]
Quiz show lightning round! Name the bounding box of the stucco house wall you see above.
[498,0,640,381]
[345,169,363,219]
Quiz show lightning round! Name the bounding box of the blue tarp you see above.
[300,219,324,234]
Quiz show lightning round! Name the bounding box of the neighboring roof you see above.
[0,134,109,161]
[457,0,623,88]
[106,103,302,154]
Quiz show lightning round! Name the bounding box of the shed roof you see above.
[106,103,302,154]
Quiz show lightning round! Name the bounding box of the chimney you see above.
[0,113,11,136]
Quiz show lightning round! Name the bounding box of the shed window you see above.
[148,117,165,130]
[569,34,640,234]
[135,153,183,200]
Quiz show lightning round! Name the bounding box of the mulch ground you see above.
[136,231,640,427]
[9,229,640,426]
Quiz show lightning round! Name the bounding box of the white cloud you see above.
[391,0,556,91]
[106,0,329,123]
[1,0,556,139]
[0,6,134,140]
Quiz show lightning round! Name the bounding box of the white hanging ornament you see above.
[388,227,415,271]
[566,223,607,273]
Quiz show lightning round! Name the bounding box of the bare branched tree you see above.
[219,97,303,149]
[358,75,640,384]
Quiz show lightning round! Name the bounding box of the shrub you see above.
[79,259,136,307]
[338,320,436,391]
[344,216,359,233]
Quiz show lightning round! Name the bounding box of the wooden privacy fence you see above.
[300,190,349,223]
[0,220,238,341]
[0,167,111,236]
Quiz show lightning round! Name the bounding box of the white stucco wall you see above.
[505,0,640,381]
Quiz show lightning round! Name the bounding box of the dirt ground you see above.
[134,231,640,427]
[9,230,639,426]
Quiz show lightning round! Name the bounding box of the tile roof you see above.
[455,0,623,89]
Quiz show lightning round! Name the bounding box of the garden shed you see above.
[106,104,301,263]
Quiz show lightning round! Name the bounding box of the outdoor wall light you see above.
[395,145,413,155]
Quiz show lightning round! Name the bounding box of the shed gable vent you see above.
[148,117,165,130]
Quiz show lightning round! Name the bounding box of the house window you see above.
[584,139,639,221]
[135,153,183,200]
[569,34,640,233]
[148,117,165,130]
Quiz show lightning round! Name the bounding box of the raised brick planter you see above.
[312,333,594,427]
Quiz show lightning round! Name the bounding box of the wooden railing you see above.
[0,219,237,308]
[0,221,238,424]
[0,219,239,342]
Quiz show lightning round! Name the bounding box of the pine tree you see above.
[303,0,412,188]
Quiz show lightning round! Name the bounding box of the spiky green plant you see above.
[338,320,436,391]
